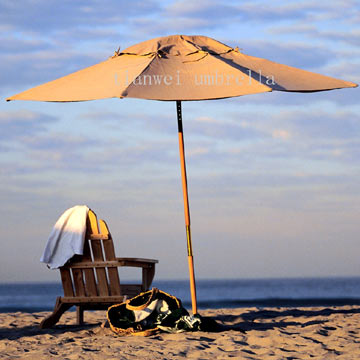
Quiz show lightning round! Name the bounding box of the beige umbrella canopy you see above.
[7,34,357,102]
[7,35,357,314]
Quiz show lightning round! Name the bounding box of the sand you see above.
[1,306,360,359]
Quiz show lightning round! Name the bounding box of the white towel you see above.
[40,205,89,269]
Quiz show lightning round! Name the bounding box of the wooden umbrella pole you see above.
[176,100,198,315]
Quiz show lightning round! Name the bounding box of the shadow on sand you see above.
[0,322,100,341]
[210,307,360,333]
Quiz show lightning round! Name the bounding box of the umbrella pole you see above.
[176,100,198,315]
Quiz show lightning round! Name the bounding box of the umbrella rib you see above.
[182,47,240,63]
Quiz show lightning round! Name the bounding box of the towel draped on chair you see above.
[40,205,89,269]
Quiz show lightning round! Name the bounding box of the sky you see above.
[0,0,359,283]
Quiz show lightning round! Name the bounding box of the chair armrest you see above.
[117,257,158,263]
[116,258,157,290]
[116,257,158,268]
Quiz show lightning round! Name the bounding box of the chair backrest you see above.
[60,209,122,299]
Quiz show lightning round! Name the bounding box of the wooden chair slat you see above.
[82,239,98,297]
[60,268,74,297]
[100,220,116,260]
[72,269,86,297]
[103,239,116,260]
[90,238,104,261]
[96,269,110,296]
[99,219,121,296]
[107,267,121,296]
[90,238,110,296]
[91,228,110,296]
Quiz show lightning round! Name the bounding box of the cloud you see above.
[22,133,94,151]
[0,110,57,141]
[0,35,50,54]
[130,16,213,36]
[51,28,126,48]
[130,0,359,36]
[188,115,268,141]
[187,146,209,157]
[236,1,326,21]
[0,133,102,176]
[270,25,360,48]
[165,0,237,23]
[181,107,360,167]
[1,48,103,95]
[0,1,163,94]
[235,40,341,70]
[6,129,178,176]
[85,139,177,169]
[274,109,360,141]
[164,0,357,25]
[79,110,126,123]
[322,62,360,84]
[238,0,358,23]
[272,129,291,140]
[192,108,360,143]
[0,0,161,33]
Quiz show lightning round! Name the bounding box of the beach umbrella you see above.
[7,35,357,315]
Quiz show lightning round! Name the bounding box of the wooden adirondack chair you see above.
[40,209,158,328]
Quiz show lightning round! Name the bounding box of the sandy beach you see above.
[1,305,359,359]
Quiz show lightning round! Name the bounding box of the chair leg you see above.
[76,306,84,325]
[142,265,156,291]
[40,297,72,329]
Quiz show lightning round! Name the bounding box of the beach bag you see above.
[107,288,202,336]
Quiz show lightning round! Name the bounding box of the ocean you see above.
[1,277,360,313]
